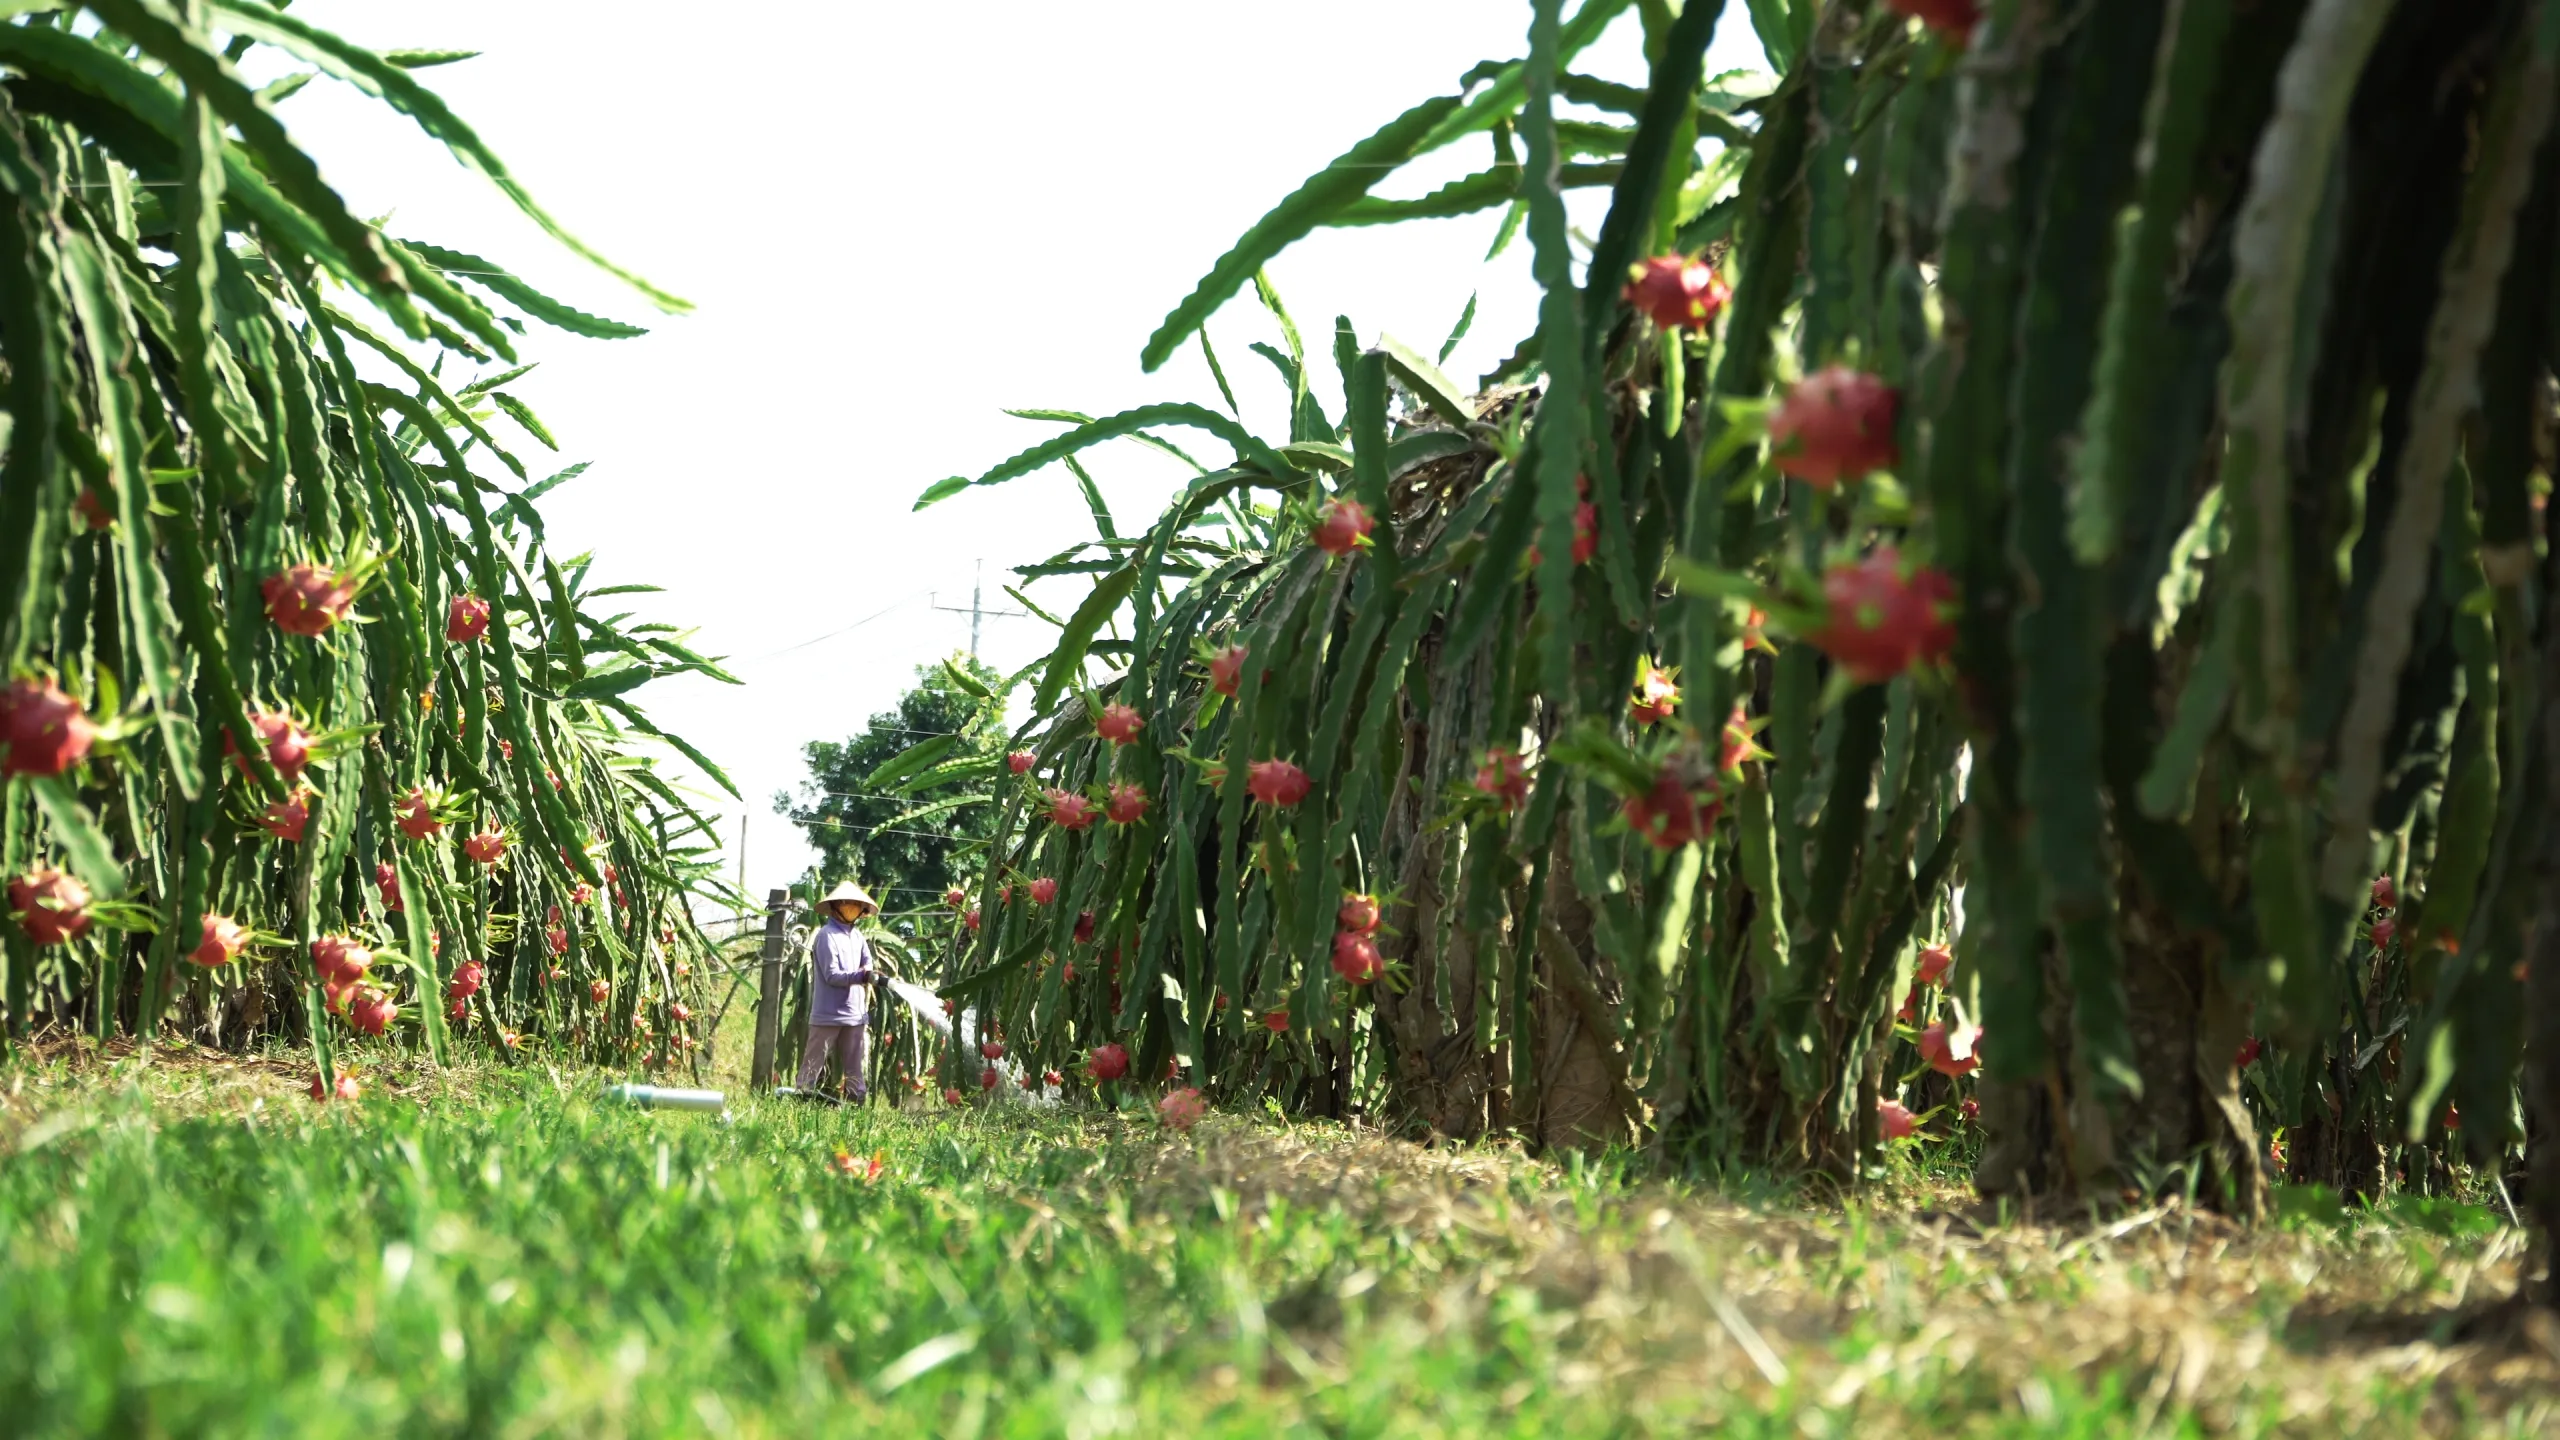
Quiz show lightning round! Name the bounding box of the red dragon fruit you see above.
[1105,781,1150,825]
[311,935,372,988]
[346,986,396,1037]
[1628,658,1680,726]
[9,868,91,946]
[1720,702,1771,776]
[1885,0,1981,45]
[1915,943,1954,987]
[1473,746,1530,812]
[445,593,491,642]
[588,977,610,1004]
[1337,893,1383,935]
[981,1038,1006,1061]
[0,677,95,777]
[447,960,486,1000]
[1046,788,1100,831]
[244,710,314,783]
[394,787,443,839]
[1263,1008,1290,1034]
[74,488,115,531]
[376,861,403,912]
[1571,500,1599,566]
[980,1066,1000,1091]
[1095,703,1144,746]
[571,882,596,907]
[944,885,967,909]
[261,563,357,638]
[1158,1087,1207,1131]
[1807,547,1956,685]
[309,1071,361,1103]
[1073,910,1095,944]
[191,913,249,967]
[1029,877,1058,906]
[1877,1097,1918,1141]
[260,790,314,843]
[2372,874,2397,910]
[1918,1020,1980,1078]
[1087,1042,1130,1081]
[2371,916,2397,949]
[1621,253,1731,331]
[1310,497,1374,556]
[1331,930,1383,985]
[964,908,981,933]
[547,925,569,955]
[1622,768,1720,851]
[1007,750,1037,775]
[1769,366,1899,488]
[1207,643,1249,697]
[463,829,508,865]
[1246,758,1311,807]
[2235,1036,2264,1069]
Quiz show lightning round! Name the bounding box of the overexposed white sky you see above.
[259,2,1768,899]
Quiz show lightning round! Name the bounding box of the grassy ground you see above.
[1,1037,2553,1437]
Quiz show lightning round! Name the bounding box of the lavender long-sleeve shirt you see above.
[808,919,875,1026]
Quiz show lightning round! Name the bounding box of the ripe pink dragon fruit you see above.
[447,960,485,1000]
[1769,366,1900,488]
[1094,703,1143,745]
[2371,916,2398,949]
[588,977,609,1004]
[1914,943,1954,987]
[1311,497,1374,556]
[1622,768,1720,851]
[571,882,596,906]
[347,986,396,1037]
[1474,746,1529,812]
[1621,253,1730,331]
[260,790,314,843]
[1263,1008,1290,1034]
[1073,910,1095,944]
[1007,750,1037,774]
[944,885,967,908]
[394,787,443,839]
[1877,1097,1918,1141]
[1042,1068,1064,1088]
[0,677,96,777]
[547,925,569,955]
[445,593,491,642]
[1331,930,1383,985]
[311,935,372,988]
[980,1066,999,1091]
[309,1071,361,1102]
[1046,788,1100,831]
[1246,758,1311,807]
[1029,877,1058,906]
[981,1038,1005,1061]
[245,710,314,783]
[2235,1036,2263,1069]
[9,868,92,946]
[1158,1087,1207,1131]
[1337,893,1382,935]
[376,861,403,912]
[464,829,508,865]
[964,908,982,933]
[1207,643,1249,697]
[1628,658,1681,727]
[1918,1020,1980,1078]
[1808,547,1957,685]
[1105,781,1149,824]
[1571,500,1598,566]
[2372,874,2397,910]
[1087,1042,1130,1081]
[1960,1096,1981,1124]
[670,1001,692,1023]
[261,563,357,638]
[191,912,249,967]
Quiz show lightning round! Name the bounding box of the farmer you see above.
[798,880,880,1100]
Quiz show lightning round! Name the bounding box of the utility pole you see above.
[931,559,1029,660]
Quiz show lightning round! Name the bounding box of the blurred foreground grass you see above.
[0,1038,2551,1437]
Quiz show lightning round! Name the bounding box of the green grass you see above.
[0,1044,2549,1437]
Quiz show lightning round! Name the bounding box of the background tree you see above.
[777,655,1004,933]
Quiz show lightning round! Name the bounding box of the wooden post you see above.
[749,887,791,1092]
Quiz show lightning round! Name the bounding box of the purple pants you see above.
[797,1021,868,1096]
